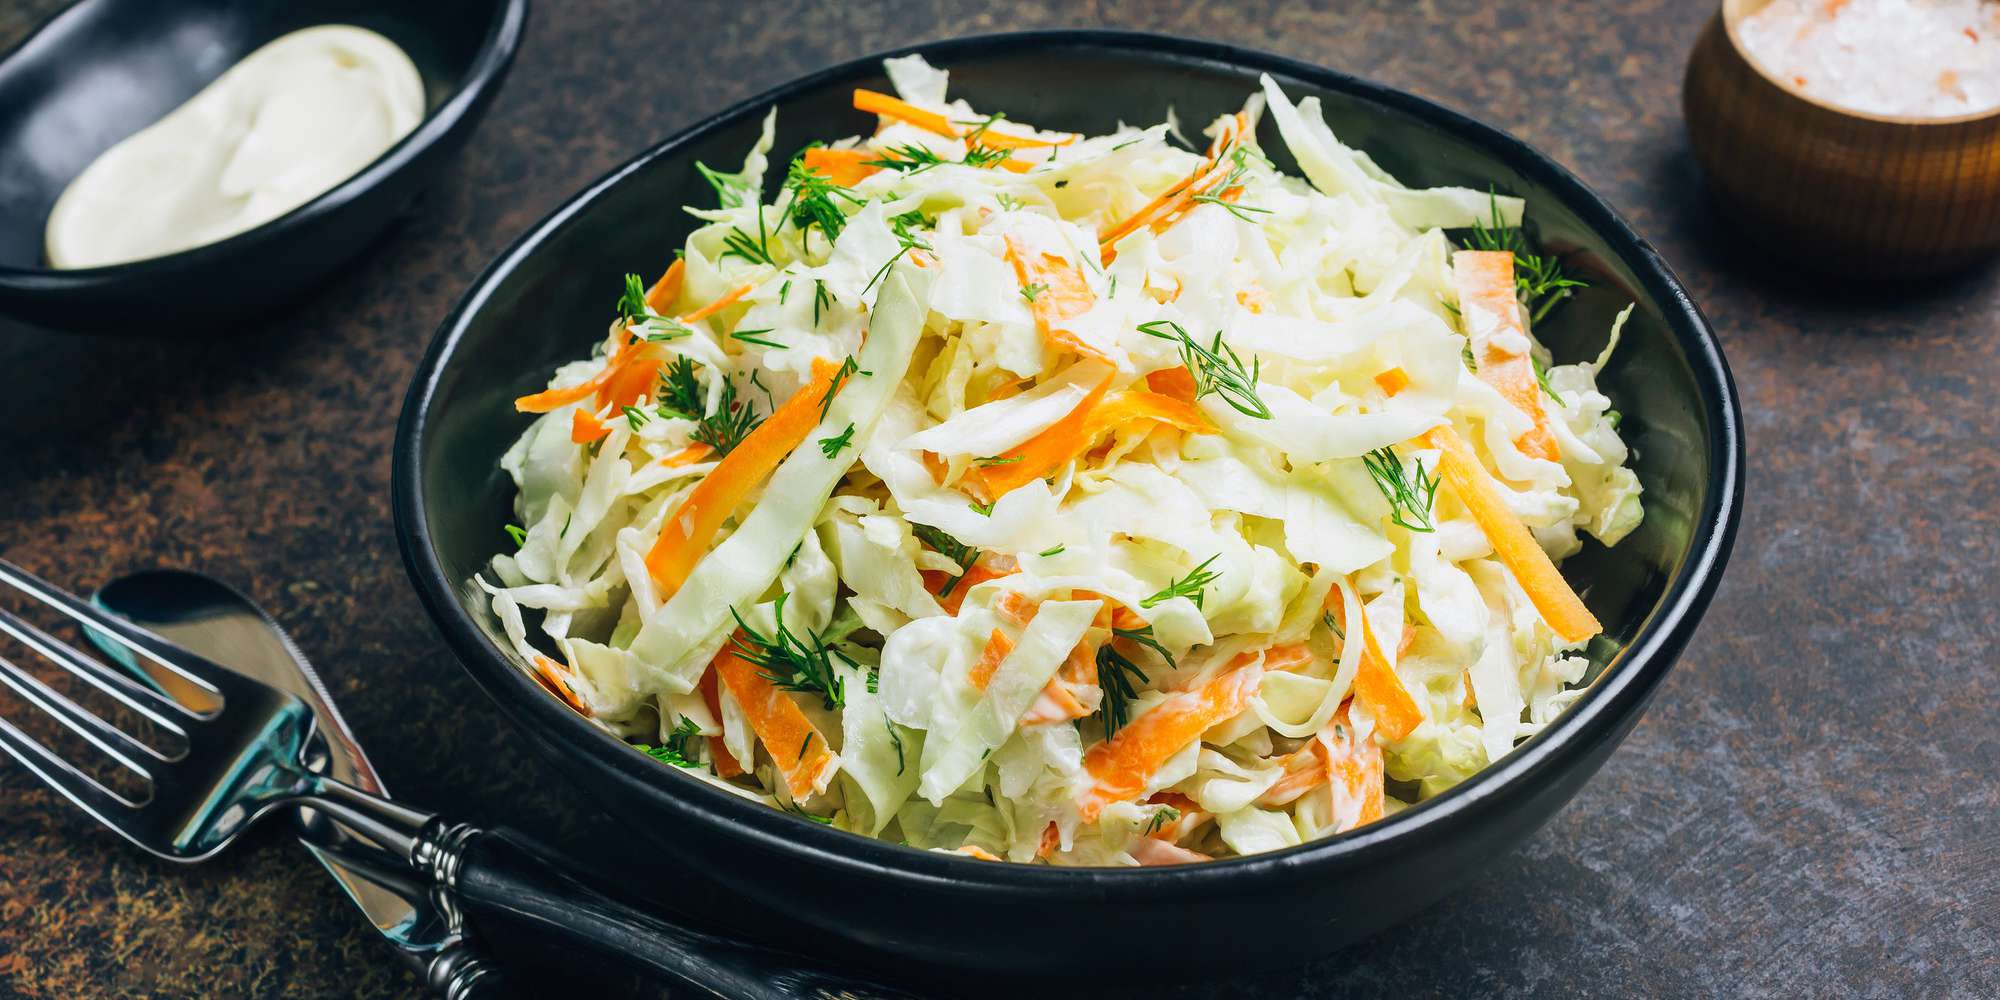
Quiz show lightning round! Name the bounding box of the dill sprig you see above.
[721,223,776,267]
[1143,804,1181,836]
[730,328,786,350]
[1190,147,1273,223]
[781,153,866,242]
[655,356,706,419]
[730,594,851,710]
[1037,544,1065,557]
[782,800,835,825]
[622,405,650,432]
[635,718,704,769]
[1142,554,1221,609]
[864,143,946,175]
[884,719,907,775]
[616,274,693,340]
[503,524,528,547]
[1113,625,1178,669]
[959,144,1015,170]
[690,376,763,456]
[1096,644,1150,734]
[819,356,866,421]
[818,422,856,457]
[1136,320,1270,420]
[913,523,980,599]
[862,211,934,295]
[1531,354,1566,406]
[1019,282,1048,302]
[1363,447,1439,533]
[812,278,832,326]
[1465,189,1589,325]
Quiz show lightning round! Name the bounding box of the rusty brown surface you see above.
[0,1,1995,998]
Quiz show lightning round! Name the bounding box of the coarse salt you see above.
[1736,0,2000,118]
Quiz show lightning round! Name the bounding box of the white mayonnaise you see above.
[43,25,424,269]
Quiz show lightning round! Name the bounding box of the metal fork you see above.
[0,558,917,1000]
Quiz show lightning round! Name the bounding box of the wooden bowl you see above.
[1683,0,2000,278]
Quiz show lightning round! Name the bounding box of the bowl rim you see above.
[0,0,530,280]
[395,28,1745,898]
[1718,0,2000,127]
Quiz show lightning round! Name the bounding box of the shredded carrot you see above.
[698,667,746,779]
[680,282,755,325]
[925,556,1019,616]
[712,639,836,799]
[1325,593,1424,742]
[1421,425,1602,642]
[1374,367,1411,397]
[955,845,1003,861]
[1259,642,1317,673]
[1002,235,1105,363]
[515,330,637,413]
[969,628,1015,692]
[645,259,685,315]
[1020,638,1100,727]
[801,147,883,187]
[570,409,612,444]
[531,656,590,716]
[1323,709,1386,829]
[1037,822,1062,857]
[516,275,748,415]
[657,443,713,467]
[645,357,840,597]
[1097,121,1245,264]
[853,88,957,137]
[1453,250,1560,462]
[596,342,670,411]
[1145,367,1199,404]
[966,379,1213,500]
[1077,664,1263,820]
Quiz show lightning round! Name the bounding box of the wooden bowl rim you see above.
[1718,0,2000,127]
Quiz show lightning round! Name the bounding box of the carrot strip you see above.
[1325,593,1424,742]
[955,845,1003,861]
[924,555,1020,616]
[1421,425,1602,642]
[1077,664,1263,820]
[680,282,755,325]
[802,147,883,187]
[658,443,713,467]
[698,667,746,779]
[645,357,840,597]
[570,409,612,444]
[969,628,1015,692]
[516,338,633,413]
[1374,367,1411,397]
[1020,638,1100,727]
[531,656,590,716]
[1145,367,1199,404]
[1002,235,1105,363]
[645,259,685,315]
[712,641,835,798]
[597,342,670,411]
[1454,250,1560,462]
[965,369,1116,498]
[853,88,957,136]
[1327,722,1386,829]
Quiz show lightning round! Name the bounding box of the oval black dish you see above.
[0,0,528,334]
[395,30,1744,986]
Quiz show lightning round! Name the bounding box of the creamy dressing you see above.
[43,25,424,269]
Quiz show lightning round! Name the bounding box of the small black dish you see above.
[0,0,528,335]
[395,30,1744,985]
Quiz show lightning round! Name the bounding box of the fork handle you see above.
[446,825,920,1000]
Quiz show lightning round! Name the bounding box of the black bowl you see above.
[395,30,1744,981]
[0,0,527,334]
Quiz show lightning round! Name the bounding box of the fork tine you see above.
[0,710,139,823]
[0,558,254,706]
[0,648,170,776]
[0,606,196,729]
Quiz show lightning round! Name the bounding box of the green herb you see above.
[729,594,851,710]
[1461,341,1479,372]
[721,224,776,267]
[1465,188,1588,324]
[731,328,786,350]
[1113,625,1177,669]
[914,523,980,599]
[1096,643,1149,734]
[1531,355,1566,406]
[863,211,934,295]
[616,273,692,340]
[996,193,1023,212]
[783,800,835,825]
[622,405,650,432]
[656,356,706,420]
[1019,282,1047,303]
[864,142,947,174]
[781,155,865,241]
[797,731,815,763]
[1143,805,1181,836]
[695,160,756,209]
[885,719,906,775]
[975,455,1023,467]
[504,524,529,547]
[690,376,763,456]
[779,278,792,303]
[819,356,864,421]
[1142,554,1221,609]
[1606,409,1623,429]
[812,278,832,326]
[1037,544,1065,558]
[1137,320,1270,420]
[969,499,995,517]
[635,718,704,769]
[1362,447,1439,533]
[960,144,1014,170]
[1321,611,1344,641]
[818,422,856,457]
[956,111,1007,144]
[1190,147,1272,223]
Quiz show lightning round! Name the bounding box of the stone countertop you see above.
[0,1,1994,997]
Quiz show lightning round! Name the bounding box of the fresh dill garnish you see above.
[635,718,704,769]
[1142,555,1221,609]
[1096,643,1149,734]
[1136,320,1270,420]
[655,356,706,419]
[1363,447,1440,533]
[1143,804,1181,836]
[504,524,528,547]
[996,193,1023,212]
[1465,188,1588,324]
[729,594,851,710]
[1606,409,1622,429]
[1461,341,1479,372]
[782,800,835,825]
[864,143,946,174]
[721,224,776,267]
[812,278,832,326]
[863,211,934,295]
[1019,282,1048,302]
[730,328,786,350]
[885,719,906,775]
[913,523,980,599]
[781,154,865,242]
[819,356,864,420]
[694,161,757,209]
[1113,625,1177,669]
[1321,611,1345,641]
[617,273,692,340]
[622,405,650,432]
[969,499,995,517]
[974,455,1023,466]
[690,376,763,456]
[1037,544,1065,557]
[960,144,1015,170]
[1190,147,1272,223]
[956,111,1007,144]
[778,278,792,303]
[818,422,856,457]
[1531,355,1566,405]
[797,732,815,763]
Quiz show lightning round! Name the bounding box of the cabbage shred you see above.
[483,56,1645,865]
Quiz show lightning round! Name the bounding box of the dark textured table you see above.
[2,1,1995,997]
